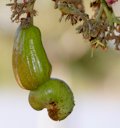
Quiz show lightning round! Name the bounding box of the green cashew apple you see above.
[12,24,52,90]
[29,78,75,121]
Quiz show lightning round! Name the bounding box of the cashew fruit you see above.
[12,25,52,90]
[29,78,75,121]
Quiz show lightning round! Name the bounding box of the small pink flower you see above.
[106,0,118,5]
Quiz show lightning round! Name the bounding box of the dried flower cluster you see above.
[52,0,120,52]
[52,0,86,25]
[7,0,36,22]
[7,0,120,52]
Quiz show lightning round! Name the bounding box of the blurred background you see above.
[0,0,120,128]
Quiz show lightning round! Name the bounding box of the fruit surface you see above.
[12,25,52,90]
[29,78,74,121]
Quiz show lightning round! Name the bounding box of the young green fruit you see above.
[29,78,75,121]
[12,25,52,90]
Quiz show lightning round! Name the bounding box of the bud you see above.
[106,0,118,5]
